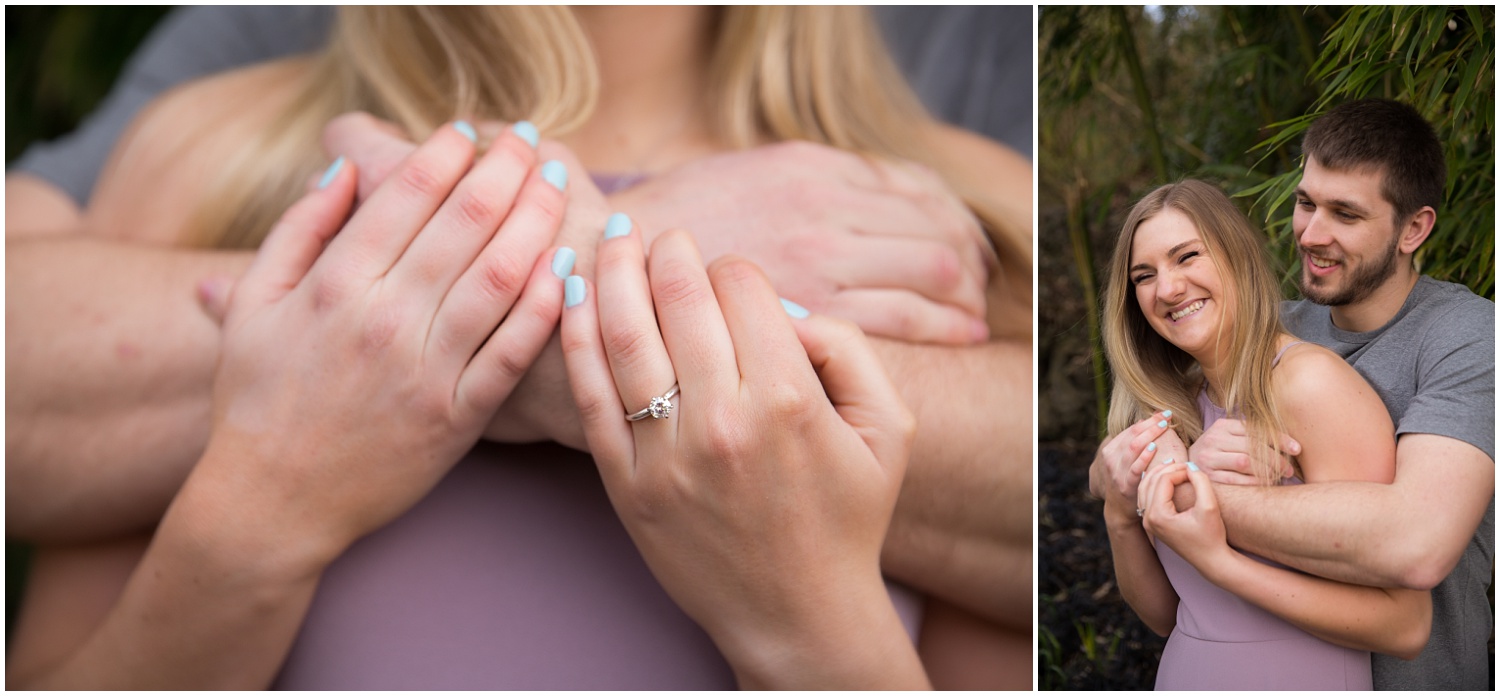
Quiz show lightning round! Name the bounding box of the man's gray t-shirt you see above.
[1284,275,1496,690]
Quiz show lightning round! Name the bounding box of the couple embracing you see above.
[1092,98,1494,690]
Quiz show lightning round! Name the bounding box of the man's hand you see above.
[1189,417,1301,485]
[610,140,995,345]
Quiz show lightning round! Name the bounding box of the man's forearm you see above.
[869,337,1031,630]
[6,235,251,542]
[1215,436,1492,590]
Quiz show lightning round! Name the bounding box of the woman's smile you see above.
[1168,298,1208,322]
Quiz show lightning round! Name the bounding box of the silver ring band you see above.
[626,383,679,421]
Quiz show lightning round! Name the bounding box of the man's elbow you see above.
[1392,541,1463,591]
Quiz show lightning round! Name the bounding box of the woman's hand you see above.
[559,220,927,689]
[197,121,568,566]
[1090,411,1180,523]
[1141,461,1232,570]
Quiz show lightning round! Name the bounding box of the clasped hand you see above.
[200,118,926,686]
[198,122,566,561]
[559,222,924,688]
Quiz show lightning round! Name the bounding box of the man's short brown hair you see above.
[1301,98,1446,223]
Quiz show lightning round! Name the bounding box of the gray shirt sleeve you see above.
[9,6,333,206]
[1395,294,1496,460]
[874,5,1034,158]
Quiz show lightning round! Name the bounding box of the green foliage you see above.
[1037,623,1070,691]
[1243,6,1495,298]
[5,6,172,163]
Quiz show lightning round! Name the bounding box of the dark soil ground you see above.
[1038,441,1165,690]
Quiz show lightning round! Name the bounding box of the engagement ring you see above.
[626,383,679,421]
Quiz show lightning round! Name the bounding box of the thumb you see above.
[322,111,415,202]
[1185,463,1218,513]
[196,275,237,325]
[792,314,914,473]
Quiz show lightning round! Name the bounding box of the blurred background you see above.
[5,6,170,163]
[1037,6,1494,690]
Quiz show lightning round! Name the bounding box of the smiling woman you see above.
[1104,181,1288,474]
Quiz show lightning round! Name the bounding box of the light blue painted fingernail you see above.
[317,156,345,190]
[513,121,539,149]
[1164,458,1175,465]
[1162,410,1173,418]
[604,212,632,239]
[542,160,568,191]
[551,247,576,279]
[454,120,477,143]
[1157,420,1169,428]
[781,298,810,319]
[1187,461,1200,472]
[1146,442,1157,452]
[564,275,586,308]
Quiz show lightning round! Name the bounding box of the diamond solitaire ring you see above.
[626,383,679,421]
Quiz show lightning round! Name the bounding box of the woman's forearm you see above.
[724,576,930,690]
[1104,499,1179,636]
[868,337,1032,629]
[8,451,335,689]
[1196,544,1432,659]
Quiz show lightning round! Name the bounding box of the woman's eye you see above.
[1131,274,1152,285]
[1178,251,1199,263]
[1296,199,1314,210]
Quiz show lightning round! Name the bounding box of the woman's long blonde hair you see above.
[186,6,1029,331]
[1102,180,1290,485]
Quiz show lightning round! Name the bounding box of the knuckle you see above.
[703,415,756,465]
[451,191,502,231]
[764,379,819,422]
[310,273,350,312]
[572,386,617,426]
[485,344,532,385]
[650,264,709,313]
[359,304,403,353]
[394,160,448,201]
[926,247,964,293]
[472,253,529,303]
[525,181,567,229]
[708,256,766,292]
[601,322,658,368]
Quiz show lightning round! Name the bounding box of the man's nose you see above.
[1298,210,1334,248]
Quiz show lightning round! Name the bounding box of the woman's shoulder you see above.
[1270,341,1378,415]
[1271,339,1396,483]
[919,123,1031,223]
[85,59,313,244]
[921,123,1031,185]
[1270,341,1360,395]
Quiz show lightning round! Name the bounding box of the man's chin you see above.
[1298,274,1350,306]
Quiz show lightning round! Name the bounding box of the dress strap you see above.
[1271,340,1305,367]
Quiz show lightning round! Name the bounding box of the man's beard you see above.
[1297,232,1401,306]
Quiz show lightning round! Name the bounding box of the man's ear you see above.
[1398,206,1436,254]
